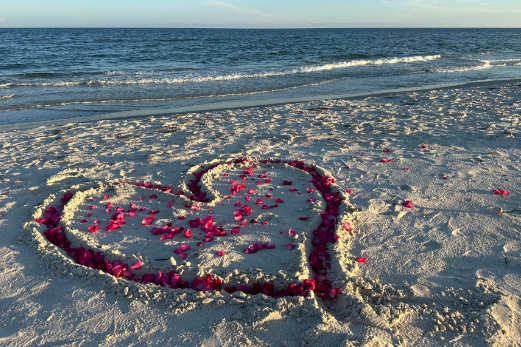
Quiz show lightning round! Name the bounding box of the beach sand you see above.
[1,82,520,345]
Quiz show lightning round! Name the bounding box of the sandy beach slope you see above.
[0,82,520,346]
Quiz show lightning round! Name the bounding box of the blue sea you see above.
[1,28,521,127]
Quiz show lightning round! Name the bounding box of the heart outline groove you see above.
[27,158,352,301]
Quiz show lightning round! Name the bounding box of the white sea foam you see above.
[4,55,442,88]
[298,54,441,73]
[0,94,15,100]
[435,60,492,73]
[486,58,521,64]
[437,57,521,73]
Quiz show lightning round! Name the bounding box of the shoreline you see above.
[1,81,520,345]
[2,76,521,133]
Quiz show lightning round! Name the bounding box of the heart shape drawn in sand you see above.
[27,159,351,300]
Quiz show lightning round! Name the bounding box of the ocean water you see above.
[1,28,521,126]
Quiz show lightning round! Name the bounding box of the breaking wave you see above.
[435,60,492,73]
[1,55,442,88]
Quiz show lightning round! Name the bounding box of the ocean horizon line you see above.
[1,26,521,30]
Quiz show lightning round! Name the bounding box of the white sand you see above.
[1,82,520,345]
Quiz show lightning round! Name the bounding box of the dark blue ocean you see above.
[1,28,521,126]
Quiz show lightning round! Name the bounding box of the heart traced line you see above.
[31,158,349,299]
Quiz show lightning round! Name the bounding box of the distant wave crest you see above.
[298,54,441,73]
[436,57,521,73]
[1,54,442,88]
[435,60,492,73]
[0,94,15,100]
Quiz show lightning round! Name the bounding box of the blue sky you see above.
[1,0,520,28]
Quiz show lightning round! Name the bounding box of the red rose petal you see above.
[343,221,353,232]
[130,260,143,270]
[402,200,414,209]
[142,216,155,226]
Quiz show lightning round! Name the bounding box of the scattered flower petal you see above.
[402,200,414,209]
[343,221,353,232]
[493,189,510,196]
[130,260,143,270]
[142,216,155,226]
[105,223,120,232]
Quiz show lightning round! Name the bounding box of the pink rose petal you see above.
[142,216,155,226]
[343,221,353,232]
[402,200,414,209]
[130,260,143,270]
[105,223,120,232]
[493,189,510,196]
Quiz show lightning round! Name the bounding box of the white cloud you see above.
[210,1,237,10]
[207,1,277,20]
